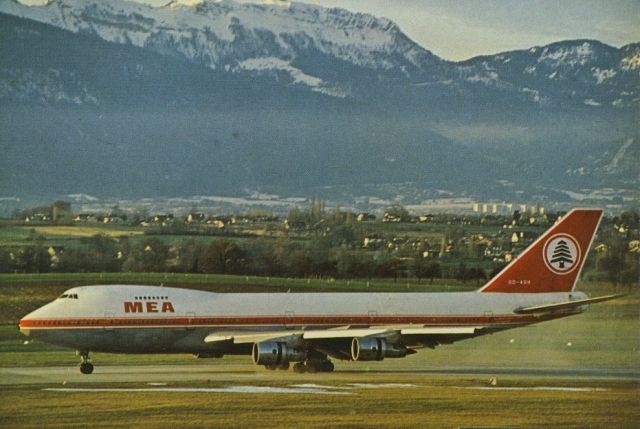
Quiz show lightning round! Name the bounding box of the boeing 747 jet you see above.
[19,208,618,373]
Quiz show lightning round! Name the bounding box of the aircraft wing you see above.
[514,294,623,314]
[204,329,392,345]
[204,325,485,348]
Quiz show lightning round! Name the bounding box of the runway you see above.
[3,364,639,428]
[1,364,638,386]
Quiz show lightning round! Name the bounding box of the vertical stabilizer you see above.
[479,208,603,293]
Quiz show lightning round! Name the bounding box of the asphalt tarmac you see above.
[2,365,638,386]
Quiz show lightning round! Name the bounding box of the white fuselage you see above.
[19,285,586,355]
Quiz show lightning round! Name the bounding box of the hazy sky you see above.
[307,0,640,60]
[20,0,640,60]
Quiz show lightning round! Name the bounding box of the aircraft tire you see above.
[322,361,335,372]
[79,362,94,374]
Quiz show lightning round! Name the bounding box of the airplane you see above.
[19,208,620,374]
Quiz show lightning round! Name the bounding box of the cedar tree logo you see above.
[543,234,581,275]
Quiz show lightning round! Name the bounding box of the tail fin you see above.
[479,208,603,293]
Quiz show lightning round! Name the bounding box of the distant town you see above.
[1,199,637,286]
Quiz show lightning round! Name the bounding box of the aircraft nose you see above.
[19,308,42,337]
[19,317,32,337]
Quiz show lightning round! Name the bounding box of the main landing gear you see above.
[262,359,334,373]
[78,351,94,375]
[264,362,290,371]
[293,359,334,373]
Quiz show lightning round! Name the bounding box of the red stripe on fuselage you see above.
[19,312,578,330]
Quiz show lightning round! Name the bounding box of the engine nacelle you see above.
[350,337,409,361]
[252,341,306,366]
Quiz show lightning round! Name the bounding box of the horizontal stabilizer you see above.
[514,294,623,314]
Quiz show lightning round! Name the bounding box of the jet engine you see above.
[350,337,409,361]
[252,341,306,366]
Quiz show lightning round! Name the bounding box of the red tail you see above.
[479,208,603,293]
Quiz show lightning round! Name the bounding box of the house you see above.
[356,213,376,222]
[103,214,126,224]
[362,236,385,250]
[25,213,51,223]
[594,243,608,253]
[185,213,206,224]
[615,224,628,234]
[282,218,305,230]
[382,213,401,223]
[73,214,98,223]
[206,217,226,229]
[211,220,226,229]
[47,246,64,266]
[150,214,175,227]
[230,215,251,224]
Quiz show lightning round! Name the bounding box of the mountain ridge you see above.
[2,0,637,108]
[0,1,637,203]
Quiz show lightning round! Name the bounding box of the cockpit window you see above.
[58,293,78,299]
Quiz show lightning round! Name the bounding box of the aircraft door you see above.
[186,312,196,330]
[285,310,295,328]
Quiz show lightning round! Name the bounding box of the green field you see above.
[0,224,143,248]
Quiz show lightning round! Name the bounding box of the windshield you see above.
[58,293,78,299]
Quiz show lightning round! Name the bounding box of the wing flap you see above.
[514,294,623,314]
[203,334,234,343]
[400,326,480,335]
[302,328,392,339]
[204,331,302,344]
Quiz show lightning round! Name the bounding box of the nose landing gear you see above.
[78,351,94,374]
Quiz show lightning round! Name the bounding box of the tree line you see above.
[0,234,459,282]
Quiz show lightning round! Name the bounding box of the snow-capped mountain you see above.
[0,0,446,97]
[455,40,640,108]
[1,0,637,107]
